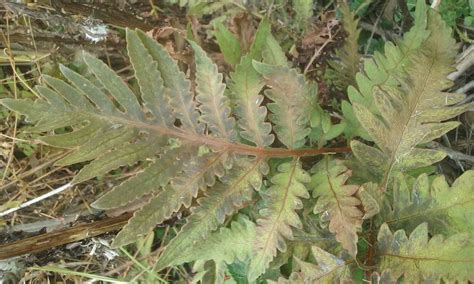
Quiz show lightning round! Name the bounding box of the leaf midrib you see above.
[381,55,436,189]
[73,109,349,158]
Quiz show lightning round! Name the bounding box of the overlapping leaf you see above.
[342,0,430,140]
[377,223,474,282]
[328,2,361,91]
[310,158,362,257]
[252,62,316,149]
[386,171,474,235]
[274,246,352,283]
[248,160,311,281]
[351,9,473,186]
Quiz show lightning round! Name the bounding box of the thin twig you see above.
[0,16,18,183]
[448,45,474,81]
[304,24,334,75]
[428,141,474,165]
[0,183,73,217]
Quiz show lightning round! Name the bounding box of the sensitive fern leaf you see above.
[351,9,473,186]
[310,158,362,257]
[0,22,345,267]
[248,160,311,281]
[377,223,474,282]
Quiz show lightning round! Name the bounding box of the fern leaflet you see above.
[378,223,474,282]
[248,160,311,281]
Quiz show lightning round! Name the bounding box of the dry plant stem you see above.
[0,151,70,191]
[455,81,474,95]
[0,183,73,217]
[0,212,132,259]
[1,17,18,183]
[430,0,441,9]
[448,45,474,81]
[364,7,385,55]
[428,141,474,164]
[303,25,334,75]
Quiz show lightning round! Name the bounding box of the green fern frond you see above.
[252,62,316,149]
[91,148,185,210]
[155,158,262,269]
[377,223,474,282]
[351,9,473,186]
[191,41,237,143]
[164,215,256,266]
[274,246,352,283]
[229,19,275,148]
[342,0,430,140]
[328,2,361,90]
[113,150,226,247]
[310,158,362,257]
[248,160,311,281]
[386,171,474,235]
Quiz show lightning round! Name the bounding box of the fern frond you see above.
[328,2,361,90]
[310,158,362,257]
[163,215,256,267]
[274,246,352,283]
[377,223,474,282]
[191,41,237,143]
[135,30,203,134]
[252,62,315,149]
[342,0,431,139]
[248,160,311,281]
[386,171,474,235]
[351,9,473,186]
[126,30,174,127]
[155,158,262,269]
[112,150,226,247]
[229,19,274,147]
[91,148,184,210]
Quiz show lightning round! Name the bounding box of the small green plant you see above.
[1,0,473,282]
